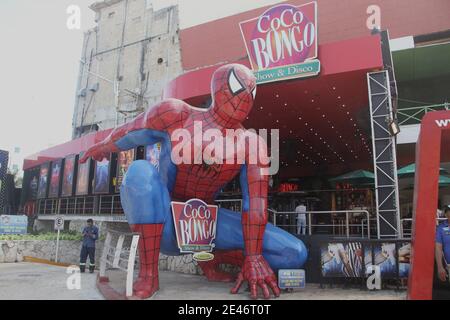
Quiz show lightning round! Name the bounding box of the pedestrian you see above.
[295,202,307,235]
[79,219,99,273]
[435,206,450,283]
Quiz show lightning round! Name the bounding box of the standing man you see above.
[435,206,450,282]
[296,202,307,235]
[80,219,99,273]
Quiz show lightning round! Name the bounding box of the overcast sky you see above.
[0,0,285,171]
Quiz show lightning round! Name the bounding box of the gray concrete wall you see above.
[0,240,103,265]
[73,0,183,137]
[0,239,204,276]
[17,218,237,276]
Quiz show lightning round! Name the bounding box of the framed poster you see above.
[26,166,40,201]
[115,149,135,193]
[321,242,363,278]
[48,159,63,198]
[93,155,111,194]
[61,154,78,197]
[37,162,50,199]
[76,154,91,196]
[145,143,162,171]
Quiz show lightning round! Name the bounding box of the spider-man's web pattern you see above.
[130,224,163,299]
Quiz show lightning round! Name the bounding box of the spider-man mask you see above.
[210,64,257,127]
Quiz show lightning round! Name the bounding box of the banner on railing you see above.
[320,240,411,279]
[0,215,28,235]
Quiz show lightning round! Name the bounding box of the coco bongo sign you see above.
[239,1,320,84]
[171,199,218,261]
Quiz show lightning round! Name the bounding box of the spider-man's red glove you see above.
[230,212,280,299]
[231,255,280,299]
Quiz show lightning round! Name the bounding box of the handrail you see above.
[268,209,371,239]
[99,230,140,297]
[400,217,447,238]
[397,103,449,126]
[38,194,124,216]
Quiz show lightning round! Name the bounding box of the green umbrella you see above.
[397,164,447,177]
[439,175,450,186]
[329,170,375,185]
[404,175,450,190]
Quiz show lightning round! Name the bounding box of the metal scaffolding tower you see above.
[367,70,401,239]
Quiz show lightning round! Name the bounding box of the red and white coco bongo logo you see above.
[171,199,218,255]
[240,1,318,71]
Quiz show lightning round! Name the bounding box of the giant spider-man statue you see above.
[81,64,307,299]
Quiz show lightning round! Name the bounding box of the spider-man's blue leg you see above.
[120,160,172,299]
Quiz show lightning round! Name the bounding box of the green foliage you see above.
[0,231,83,241]
[0,230,106,241]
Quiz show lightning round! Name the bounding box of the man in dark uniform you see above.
[80,219,99,273]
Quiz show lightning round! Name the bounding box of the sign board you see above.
[255,60,320,85]
[0,215,28,235]
[54,216,64,231]
[240,1,320,84]
[171,199,218,260]
[278,269,306,289]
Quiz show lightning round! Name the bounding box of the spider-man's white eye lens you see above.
[252,87,257,100]
[229,70,244,95]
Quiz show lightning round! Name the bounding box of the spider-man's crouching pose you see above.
[81,64,307,299]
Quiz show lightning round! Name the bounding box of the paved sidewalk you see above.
[0,262,407,300]
[0,262,103,300]
[105,269,407,300]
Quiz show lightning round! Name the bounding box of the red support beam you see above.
[408,110,450,300]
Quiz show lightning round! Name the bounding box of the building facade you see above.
[72,0,182,138]
[23,0,450,240]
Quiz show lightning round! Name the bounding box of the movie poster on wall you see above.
[115,149,135,193]
[61,155,77,197]
[48,159,63,198]
[146,143,161,171]
[93,157,110,194]
[76,154,91,196]
[373,243,397,278]
[37,162,50,199]
[27,166,40,201]
[321,242,363,278]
